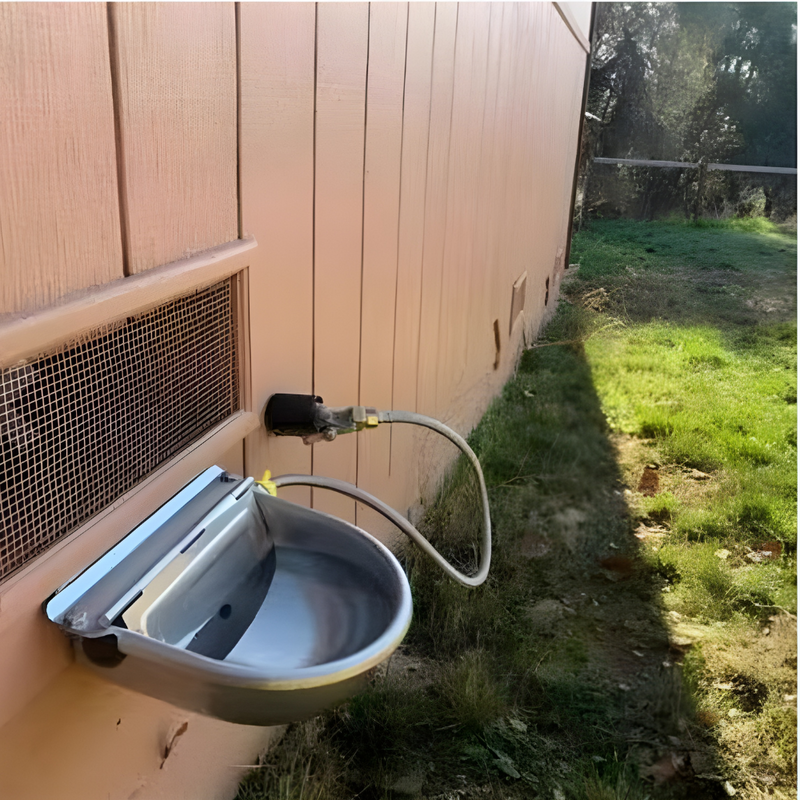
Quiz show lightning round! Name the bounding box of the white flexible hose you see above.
[272,411,491,587]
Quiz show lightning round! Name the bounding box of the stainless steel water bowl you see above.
[45,467,412,726]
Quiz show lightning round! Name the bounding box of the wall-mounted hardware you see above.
[45,466,412,726]
[45,397,492,725]
[264,395,492,587]
[510,271,527,334]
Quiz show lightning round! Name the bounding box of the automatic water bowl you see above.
[46,396,493,725]
[45,466,412,726]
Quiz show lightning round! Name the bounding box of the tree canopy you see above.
[589,2,797,168]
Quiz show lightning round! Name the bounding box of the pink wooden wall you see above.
[240,2,589,534]
[0,4,590,798]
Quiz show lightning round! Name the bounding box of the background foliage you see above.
[578,3,797,222]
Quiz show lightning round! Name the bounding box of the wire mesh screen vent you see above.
[0,280,239,580]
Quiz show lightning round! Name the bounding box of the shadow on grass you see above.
[397,337,722,798]
[235,219,797,799]
[236,333,726,800]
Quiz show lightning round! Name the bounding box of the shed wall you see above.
[0,4,589,798]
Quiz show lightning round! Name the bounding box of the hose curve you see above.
[273,411,491,587]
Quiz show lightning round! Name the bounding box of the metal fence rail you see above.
[593,157,796,175]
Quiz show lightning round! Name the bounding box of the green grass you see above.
[570,220,797,607]
[585,321,797,551]
[569,218,797,795]
[687,216,784,234]
[237,218,796,800]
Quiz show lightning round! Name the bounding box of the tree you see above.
[714,3,797,167]
[579,3,796,221]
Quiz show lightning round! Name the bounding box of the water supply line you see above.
[263,395,492,587]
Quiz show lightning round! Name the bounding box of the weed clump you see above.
[437,650,508,732]
[657,542,736,620]
[235,720,344,800]
[331,677,441,768]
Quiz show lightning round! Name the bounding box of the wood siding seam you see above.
[106,3,131,278]
[310,3,318,509]
[235,2,243,241]
[435,0,460,423]
[311,1,319,479]
[357,3,372,411]
[412,3,438,416]
[355,2,371,527]
[388,2,412,472]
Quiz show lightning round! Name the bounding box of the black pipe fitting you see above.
[265,393,325,437]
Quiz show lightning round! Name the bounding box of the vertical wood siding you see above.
[109,2,238,274]
[437,3,491,420]
[415,3,459,424]
[0,5,589,796]
[387,2,436,515]
[311,3,369,524]
[0,0,588,530]
[239,2,316,508]
[0,3,123,314]
[356,2,408,533]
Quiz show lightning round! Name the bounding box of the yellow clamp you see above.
[352,406,380,431]
[255,469,278,497]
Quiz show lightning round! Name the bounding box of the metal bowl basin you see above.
[75,491,412,726]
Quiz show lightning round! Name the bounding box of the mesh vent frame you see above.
[0,278,241,580]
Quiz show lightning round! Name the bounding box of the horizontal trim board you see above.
[594,157,797,175]
[0,237,257,368]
